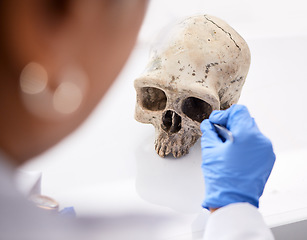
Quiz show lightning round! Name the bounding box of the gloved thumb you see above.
[200,119,223,146]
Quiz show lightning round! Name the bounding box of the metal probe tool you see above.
[213,124,234,142]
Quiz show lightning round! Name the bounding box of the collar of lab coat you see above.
[0,150,42,197]
[0,150,16,194]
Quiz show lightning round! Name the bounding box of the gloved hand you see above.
[200,104,275,210]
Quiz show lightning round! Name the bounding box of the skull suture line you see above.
[134,15,251,158]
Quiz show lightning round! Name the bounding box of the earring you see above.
[20,62,88,121]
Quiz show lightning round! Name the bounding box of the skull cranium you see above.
[134,15,251,158]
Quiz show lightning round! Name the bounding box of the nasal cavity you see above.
[162,110,182,134]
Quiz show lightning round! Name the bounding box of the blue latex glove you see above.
[200,104,275,209]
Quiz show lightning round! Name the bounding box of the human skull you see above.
[134,15,251,158]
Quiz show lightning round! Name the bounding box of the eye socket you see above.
[182,97,212,123]
[140,87,167,111]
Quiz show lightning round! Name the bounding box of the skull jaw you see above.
[154,128,200,158]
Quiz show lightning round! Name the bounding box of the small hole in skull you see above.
[182,97,212,123]
[140,87,167,111]
[162,110,182,134]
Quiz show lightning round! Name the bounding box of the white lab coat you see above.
[203,203,275,240]
[0,153,187,240]
[0,153,85,240]
[0,152,274,240]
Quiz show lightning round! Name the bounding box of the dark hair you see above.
[44,0,70,19]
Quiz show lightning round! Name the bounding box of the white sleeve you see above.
[203,203,275,240]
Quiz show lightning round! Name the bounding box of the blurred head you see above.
[0,0,148,165]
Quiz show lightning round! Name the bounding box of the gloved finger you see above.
[227,105,255,132]
[200,120,223,146]
[208,109,229,126]
[208,104,242,126]
[210,105,253,132]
